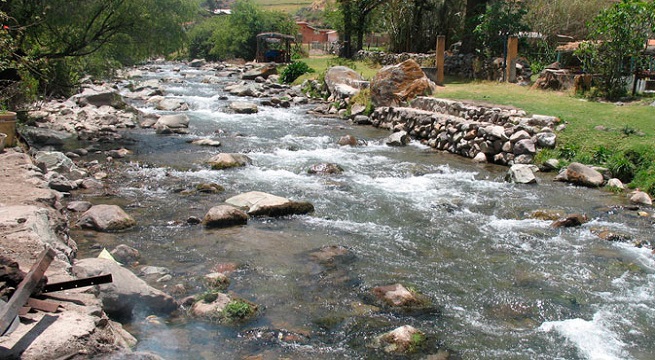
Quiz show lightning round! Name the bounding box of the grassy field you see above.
[253,0,313,13]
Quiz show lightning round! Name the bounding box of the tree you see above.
[474,0,528,58]
[575,0,655,100]
[336,0,385,58]
[205,0,298,60]
[460,0,489,54]
[0,0,197,99]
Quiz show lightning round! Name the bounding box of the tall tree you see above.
[337,0,385,57]
[460,0,489,54]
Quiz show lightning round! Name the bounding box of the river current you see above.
[72,64,655,360]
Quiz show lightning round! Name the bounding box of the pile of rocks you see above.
[370,97,560,165]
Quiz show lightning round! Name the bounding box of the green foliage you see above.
[474,0,529,57]
[592,145,612,164]
[632,164,655,195]
[621,125,638,136]
[223,299,256,320]
[575,0,655,100]
[558,144,580,161]
[279,61,314,84]
[197,0,296,61]
[607,153,636,183]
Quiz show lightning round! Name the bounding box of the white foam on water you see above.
[539,311,632,360]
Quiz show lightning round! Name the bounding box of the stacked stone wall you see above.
[370,97,559,165]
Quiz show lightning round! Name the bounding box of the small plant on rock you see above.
[223,299,257,322]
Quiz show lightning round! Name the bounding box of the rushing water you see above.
[71,64,655,360]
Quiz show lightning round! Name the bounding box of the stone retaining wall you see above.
[370,97,560,165]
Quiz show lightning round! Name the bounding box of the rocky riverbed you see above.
[1,59,654,359]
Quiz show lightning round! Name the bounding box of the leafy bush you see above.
[592,145,612,164]
[558,144,580,160]
[280,61,314,84]
[607,153,635,183]
[223,299,256,320]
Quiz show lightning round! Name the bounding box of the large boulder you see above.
[555,162,604,187]
[324,66,366,100]
[307,163,344,175]
[372,283,427,307]
[229,102,258,114]
[370,59,437,107]
[225,191,314,217]
[629,190,652,206]
[20,127,74,147]
[76,204,136,231]
[203,205,249,228]
[74,86,127,109]
[206,153,252,170]
[506,164,537,184]
[34,151,87,180]
[385,131,409,146]
[155,98,189,111]
[154,114,189,129]
[242,63,277,80]
[73,258,178,319]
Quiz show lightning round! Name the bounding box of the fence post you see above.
[436,35,446,85]
[506,36,518,83]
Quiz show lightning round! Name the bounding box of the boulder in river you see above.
[629,190,652,206]
[241,63,277,80]
[372,283,430,308]
[203,205,248,228]
[386,131,409,146]
[155,98,189,111]
[337,134,358,146]
[225,191,314,217]
[505,164,537,184]
[555,162,604,187]
[154,114,189,129]
[111,244,141,264]
[190,292,258,323]
[371,325,427,354]
[207,153,252,170]
[76,204,136,231]
[551,213,588,228]
[229,101,259,114]
[73,258,178,319]
[308,163,344,175]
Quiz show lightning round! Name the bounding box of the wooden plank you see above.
[0,248,56,335]
[27,298,60,313]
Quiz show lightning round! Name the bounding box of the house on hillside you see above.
[296,21,338,51]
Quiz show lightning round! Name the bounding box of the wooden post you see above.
[506,36,519,83]
[436,35,446,85]
[0,248,56,335]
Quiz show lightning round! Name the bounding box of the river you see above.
[72,64,655,360]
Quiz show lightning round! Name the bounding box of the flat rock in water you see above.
[225,191,314,217]
[207,153,252,169]
[386,131,409,146]
[630,190,652,205]
[229,101,258,114]
[191,138,222,147]
[77,204,136,231]
[308,163,344,175]
[556,162,604,187]
[551,213,588,228]
[203,205,248,228]
[506,164,537,184]
[155,114,189,129]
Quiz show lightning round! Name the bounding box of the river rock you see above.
[372,283,428,307]
[191,138,222,147]
[155,98,189,111]
[47,172,77,192]
[203,205,248,228]
[225,191,314,217]
[386,131,409,146]
[505,164,537,184]
[20,126,74,147]
[74,86,127,109]
[370,59,436,107]
[555,162,604,187]
[338,134,358,146]
[629,190,652,206]
[606,178,624,189]
[204,272,230,290]
[207,153,252,169]
[73,258,178,319]
[308,163,344,175]
[324,66,365,100]
[67,200,93,212]
[472,152,488,163]
[189,59,206,68]
[242,63,277,80]
[34,151,87,180]
[372,325,426,354]
[111,244,141,264]
[155,114,189,129]
[225,83,263,97]
[551,213,588,228]
[77,204,136,231]
[229,101,259,114]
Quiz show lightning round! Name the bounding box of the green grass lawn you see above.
[253,0,313,13]
[436,80,655,153]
